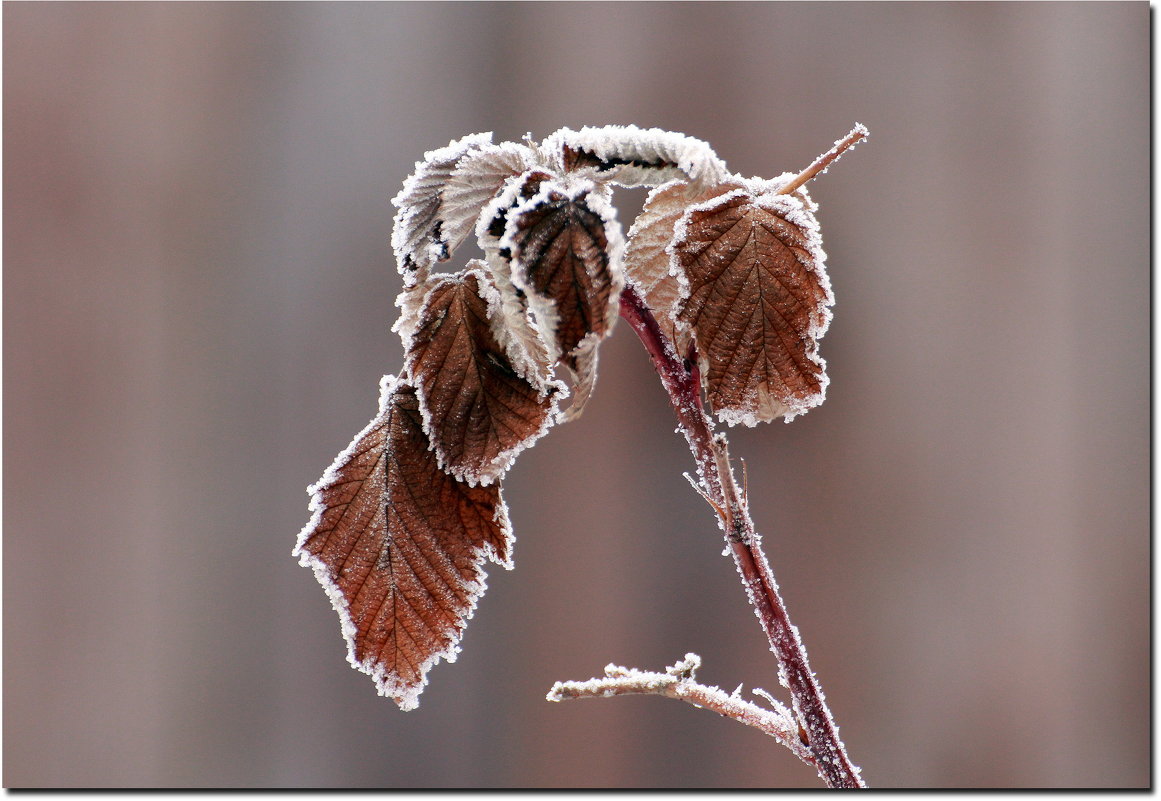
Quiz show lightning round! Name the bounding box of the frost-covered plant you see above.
[294,124,868,788]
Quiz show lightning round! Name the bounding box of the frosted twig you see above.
[776,123,868,196]
[547,654,814,767]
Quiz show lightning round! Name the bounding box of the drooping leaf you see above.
[294,376,513,710]
[402,268,561,485]
[543,125,730,188]
[461,171,566,400]
[502,177,625,364]
[474,170,618,420]
[673,188,833,425]
[391,132,493,285]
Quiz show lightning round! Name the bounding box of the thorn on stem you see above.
[683,472,728,525]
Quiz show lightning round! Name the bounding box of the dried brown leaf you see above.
[503,179,624,362]
[624,178,743,349]
[542,125,730,188]
[440,142,534,256]
[391,133,493,285]
[452,170,565,403]
[558,332,600,422]
[674,189,833,424]
[404,268,560,485]
[294,376,513,710]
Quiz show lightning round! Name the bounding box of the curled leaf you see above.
[440,142,535,257]
[543,125,729,188]
[466,171,565,398]
[294,376,513,710]
[403,268,562,485]
[673,188,833,425]
[503,178,625,363]
[391,132,493,285]
[558,332,601,422]
[475,258,558,392]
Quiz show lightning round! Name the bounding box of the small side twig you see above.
[547,654,814,767]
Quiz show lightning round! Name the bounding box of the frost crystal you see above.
[441,142,535,256]
[391,132,494,284]
[542,125,730,188]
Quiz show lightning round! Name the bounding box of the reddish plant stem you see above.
[619,285,864,789]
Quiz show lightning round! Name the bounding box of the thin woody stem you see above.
[777,124,869,196]
[618,285,864,789]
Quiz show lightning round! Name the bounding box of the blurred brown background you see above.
[4,1,1148,789]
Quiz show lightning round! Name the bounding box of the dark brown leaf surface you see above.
[504,182,623,361]
[675,190,833,424]
[294,377,513,710]
[405,269,558,485]
[623,178,743,351]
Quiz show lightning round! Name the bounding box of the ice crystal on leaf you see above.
[391,133,494,286]
[299,125,857,707]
